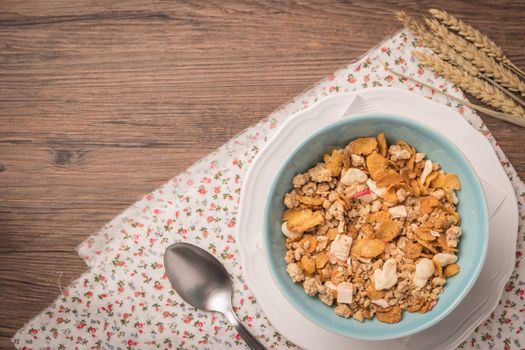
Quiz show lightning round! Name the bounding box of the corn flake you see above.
[376,305,402,324]
[300,235,317,253]
[443,174,461,191]
[366,153,390,179]
[415,227,436,242]
[377,133,388,157]
[324,149,344,177]
[376,170,403,188]
[366,282,385,299]
[301,256,316,274]
[419,196,440,215]
[350,137,378,155]
[444,263,460,277]
[360,239,386,258]
[314,253,328,269]
[296,195,324,206]
[283,208,324,233]
[404,241,422,259]
[376,220,400,242]
[367,210,391,224]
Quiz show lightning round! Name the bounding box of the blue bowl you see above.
[263,114,488,340]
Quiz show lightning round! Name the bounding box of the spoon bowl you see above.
[164,242,265,350]
[164,242,233,314]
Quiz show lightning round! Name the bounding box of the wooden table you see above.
[1,1,524,347]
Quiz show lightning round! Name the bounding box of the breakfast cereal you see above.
[281,134,462,323]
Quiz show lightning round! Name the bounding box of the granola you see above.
[281,133,462,323]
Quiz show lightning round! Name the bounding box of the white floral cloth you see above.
[13,30,525,350]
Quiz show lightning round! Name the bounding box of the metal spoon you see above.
[164,242,266,350]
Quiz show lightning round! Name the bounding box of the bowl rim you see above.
[262,112,489,341]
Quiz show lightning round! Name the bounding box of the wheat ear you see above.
[397,12,525,107]
[397,12,479,76]
[412,51,525,120]
[426,18,525,97]
[384,64,525,127]
[429,8,525,79]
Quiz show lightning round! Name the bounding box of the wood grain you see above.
[1,0,524,347]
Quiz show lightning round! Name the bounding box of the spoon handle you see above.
[225,310,267,350]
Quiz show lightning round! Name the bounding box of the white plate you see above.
[236,87,518,350]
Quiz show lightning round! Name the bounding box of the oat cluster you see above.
[281,134,462,323]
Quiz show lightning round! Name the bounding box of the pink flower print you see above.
[57,317,64,324]
[118,286,124,293]
[235,333,241,341]
[163,311,171,318]
[347,74,356,84]
[214,186,220,194]
[385,75,394,82]
[246,315,253,323]
[186,179,194,186]
[417,67,424,75]
[30,328,39,335]
[207,216,214,223]
[88,327,97,335]
[154,281,163,290]
[198,186,207,195]
[328,73,335,81]
[127,340,137,347]
[183,315,193,324]
[227,220,236,228]
[85,291,93,298]
[381,47,387,52]
[153,209,161,215]
[364,74,370,82]
[232,159,239,166]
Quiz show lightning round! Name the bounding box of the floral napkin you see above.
[13,30,524,350]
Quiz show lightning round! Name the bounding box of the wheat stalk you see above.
[412,51,525,121]
[429,8,525,79]
[384,64,525,128]
[426,18,525,97]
